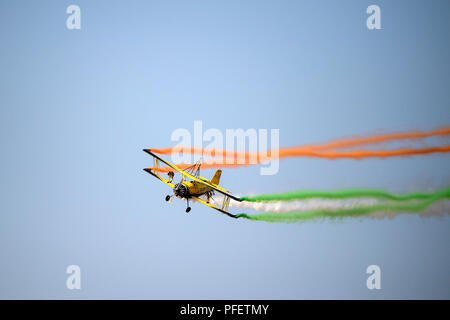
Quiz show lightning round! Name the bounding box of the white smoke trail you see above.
[211,196,377,212]
[210,197,450,218]
[231,198,378,212]
[368,199,450,219]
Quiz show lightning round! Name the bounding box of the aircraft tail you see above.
[210,169,222,185]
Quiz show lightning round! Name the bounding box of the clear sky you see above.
[0,0,449,299]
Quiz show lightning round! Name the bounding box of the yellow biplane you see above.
[143,149,241,218]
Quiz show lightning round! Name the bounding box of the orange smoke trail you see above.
[146,127,450,171]
[147,146,450,172]
[303,127,450,151]
[150,127,450,156]
[277,145,450,159]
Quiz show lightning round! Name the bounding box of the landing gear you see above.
[165,195,171,201]
[185,199,191,213]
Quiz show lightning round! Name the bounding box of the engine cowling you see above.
[174,183,190,198]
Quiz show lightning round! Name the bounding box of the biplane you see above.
[143,149,241,218]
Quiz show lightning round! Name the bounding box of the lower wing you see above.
[191,195,238,219]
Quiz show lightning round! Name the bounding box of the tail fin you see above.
[210,169,222,185]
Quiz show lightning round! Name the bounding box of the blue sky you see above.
[0,0,449,299]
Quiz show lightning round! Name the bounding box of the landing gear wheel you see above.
[165,195,171,201]
[185,207,191,213]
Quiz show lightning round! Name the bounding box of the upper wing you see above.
[143,149,242,202]
[142,149,176,188]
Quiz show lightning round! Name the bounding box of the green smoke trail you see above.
[236,187,450,222]
[239,186,450,202]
